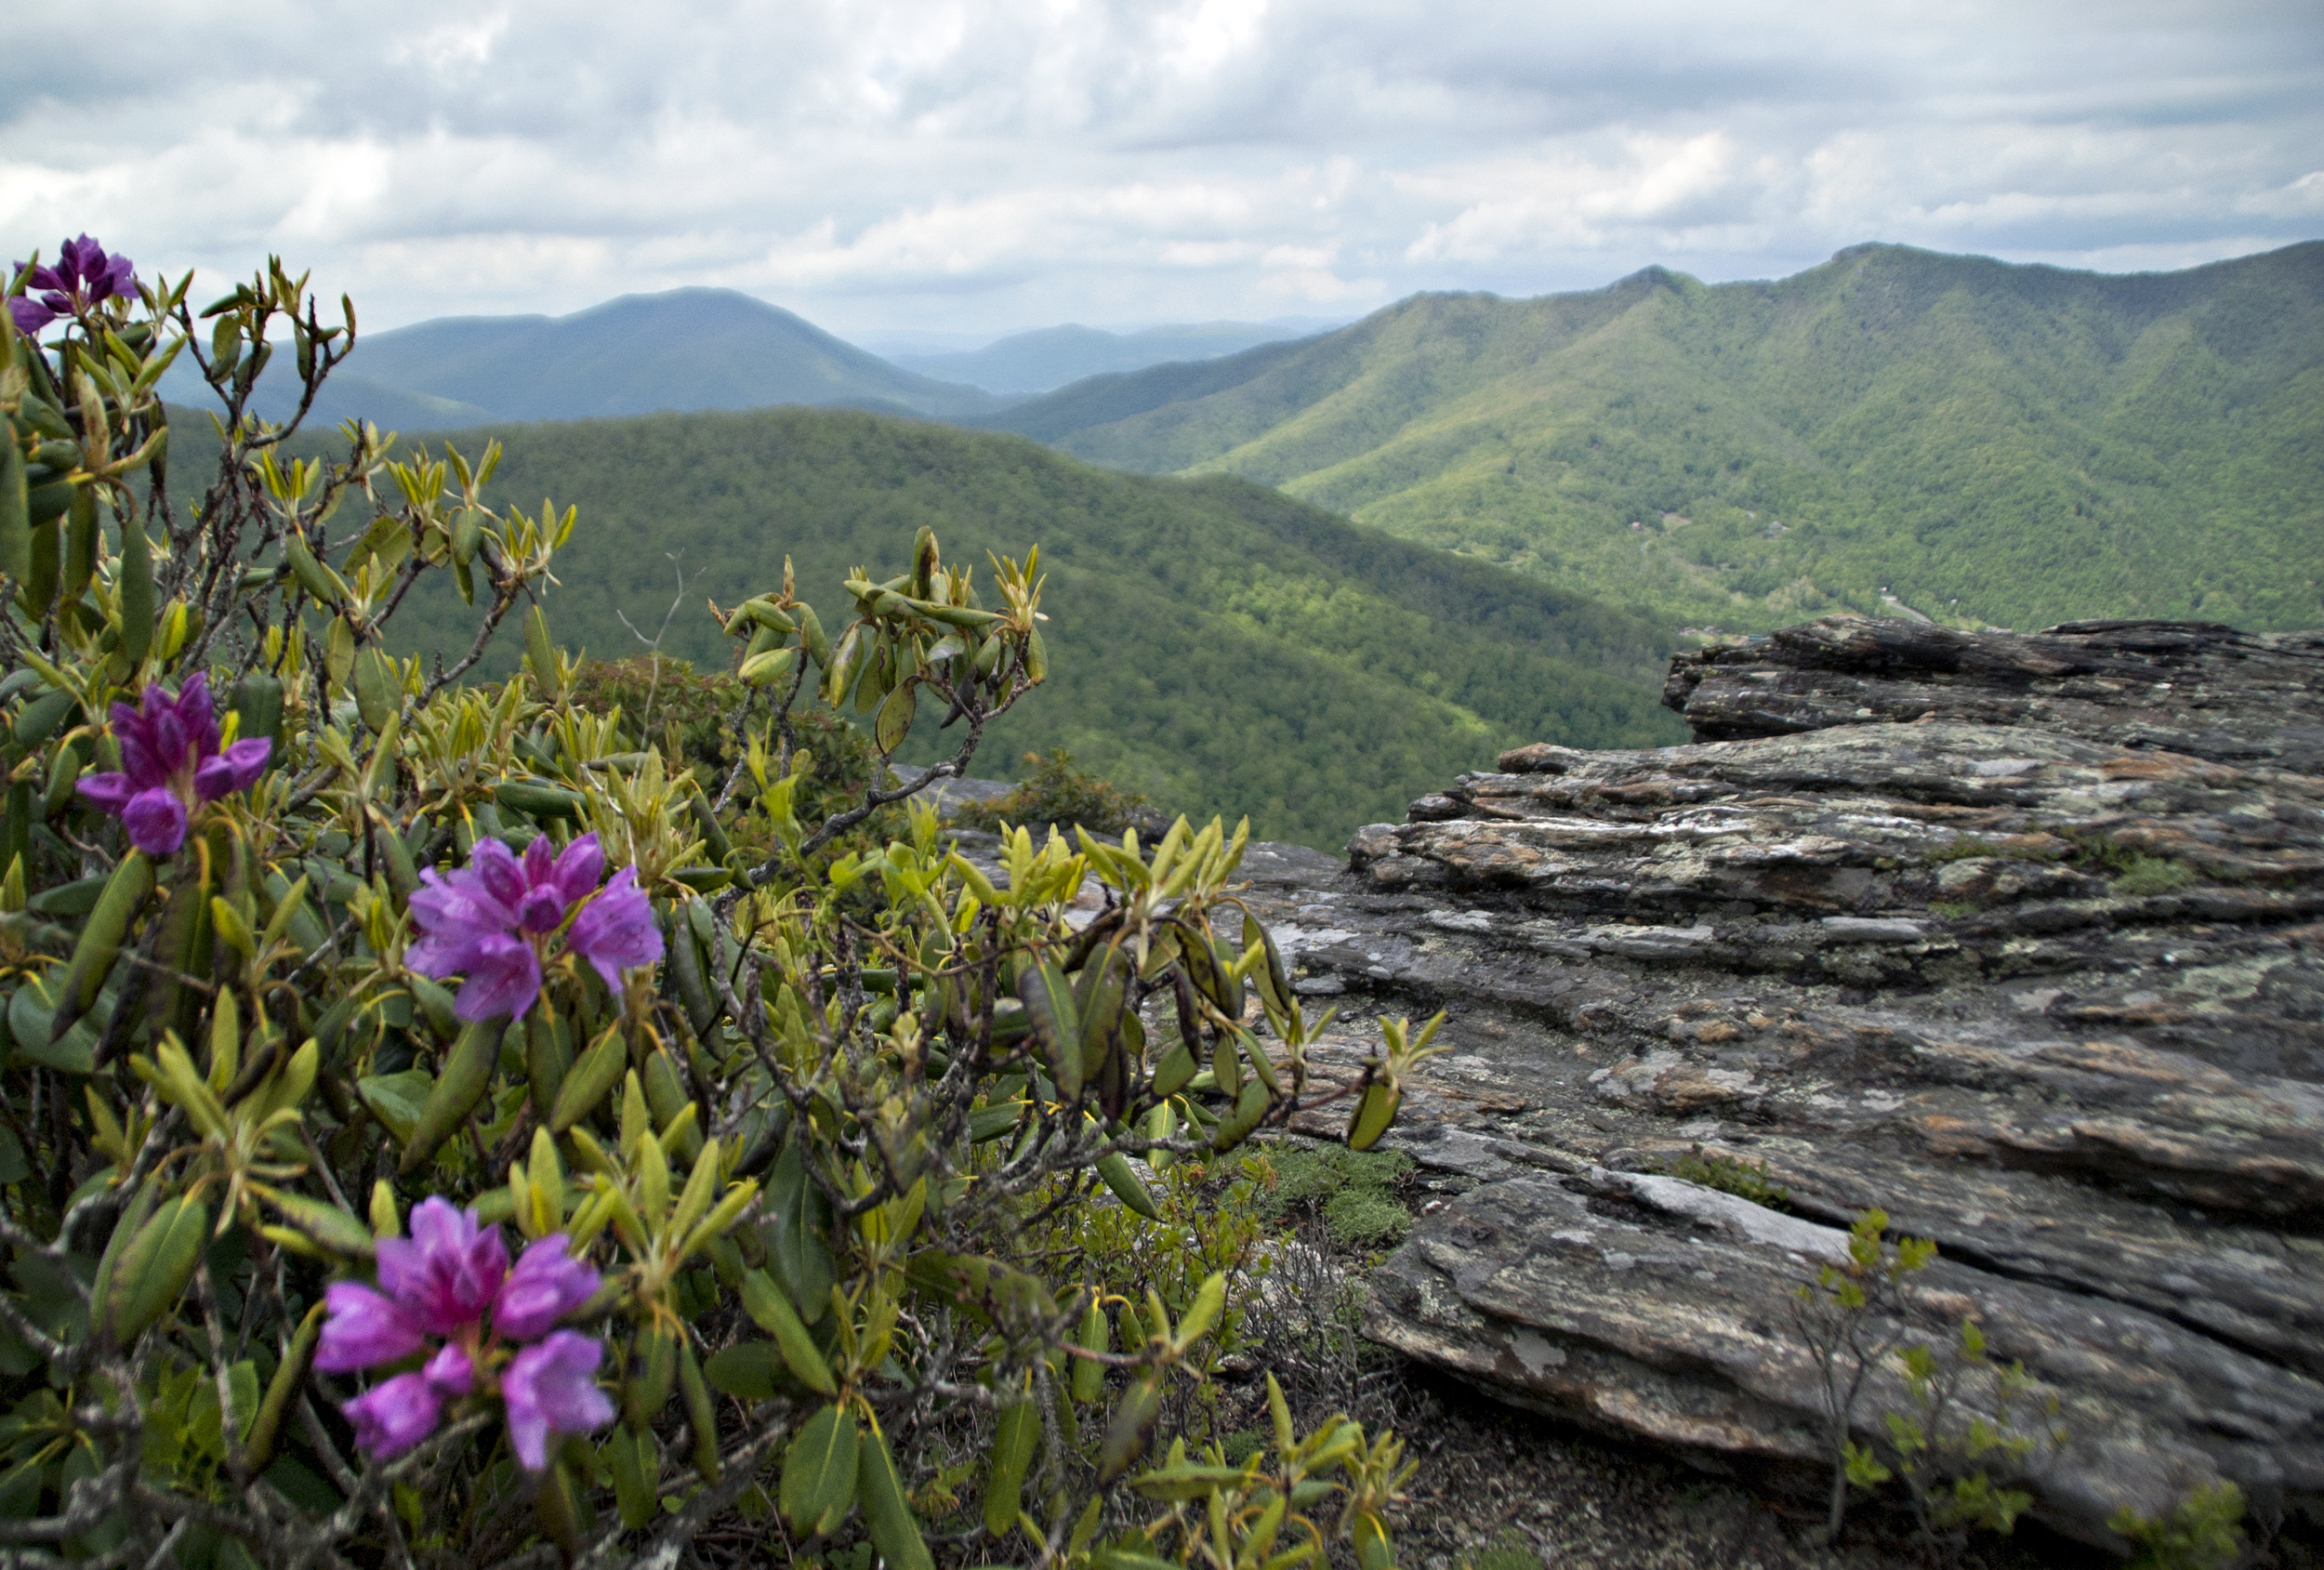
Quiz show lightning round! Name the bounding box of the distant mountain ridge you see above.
[162,288,1005,427]
[978,242,2324,634]
[890,321,1329,394]
[346,289,1003,420]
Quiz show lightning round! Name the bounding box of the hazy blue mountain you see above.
[349,288,1008,420]
[978,242,2324,634]
[889,321,1328,394]
[160,287,1004,428]
[150,368,495,433]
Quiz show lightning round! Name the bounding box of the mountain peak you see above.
[561,286,813,328]
[279,287,1005,426]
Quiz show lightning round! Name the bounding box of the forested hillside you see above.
[166,408,1682,846]
[982,242,2324,633]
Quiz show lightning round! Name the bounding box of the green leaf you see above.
[1096,1152,1161,1221]
[103,1194,208,1344]
[1099,1377,1163,1484]
[781,1402,861,1537]
[357,1070,433,1145]
[258,1189,375,1257]
[523,603,563,700]
[1129,1459,1255,1502]
[982,1397,1037,1536]
[765,1137,835,1321]
[548,1024,627,1132]
[874,680,916,753]
[1017,961,1081,1102]
[7,972,94,1075]
[679,1338,720,1483]
[741,1268,836,1395]
[116,516,153,668]
[1346,1084,1398,1152]
[1072,1300,1108,1404]
[702,1340,783,1402]
[857,1421,934,1570]
[609,1423,657,1529]
[0,423,28,586]
[399,1018,504,1174]
[1177,1273,1226,1349]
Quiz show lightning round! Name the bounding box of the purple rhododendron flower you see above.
[8,234,137,336]
[320,1199,610,1467]
[406,832,662,1022]
[75,673,271,856]
[501,1331,616,1472]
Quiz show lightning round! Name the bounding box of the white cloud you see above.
[390,13,512,77]
[0,0,2314,336]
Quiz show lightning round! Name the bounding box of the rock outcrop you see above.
[1235,618,2324,1550]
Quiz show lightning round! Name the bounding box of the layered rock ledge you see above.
[1237,618,2324,1550]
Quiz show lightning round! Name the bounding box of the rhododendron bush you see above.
[0,243,1437,1570]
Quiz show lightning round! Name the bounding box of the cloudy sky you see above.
[4,0,2317,343]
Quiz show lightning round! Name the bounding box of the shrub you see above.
[0,241,1443,1569]
[1790,1210,1937,1542]
[1798,1213,2067,1556]
[951,747,1155,838]
[1847,1317,2066,1561]
[2112,1481,2246,1570]
[1659,1145,1789,1210]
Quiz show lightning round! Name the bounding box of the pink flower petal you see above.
[122,788,187,856]
[174,672,218,758]
[521,833,558,888]
[409,871,518,958]
[345,1372,442,1459]
[514,885,566,934]
[550,834,605,906]
[494,1235,601,1342]
[452,932,542,1022]
[424,1342,475,1398]
[395,1198,509,1336]
[149,708,188,781]
[501,1331,613,1471]
[563,868,663,996]
[113,703,166,792]
[468,838,527,913]
[193,737,271,800]
[74,772,136,814]
[315,1281,425,1372]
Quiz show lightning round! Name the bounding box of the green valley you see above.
[168,407,1683,848]
[982,242,2324,634]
